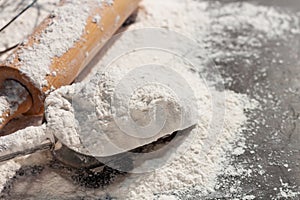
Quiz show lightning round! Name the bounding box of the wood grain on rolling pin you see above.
[0,0,140,129]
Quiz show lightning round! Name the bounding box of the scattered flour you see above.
[103,92,256,199]
[0,80,29,124]
[14,0,91,89]
[92,14,102,24]
[0,125,50,159]
[0,0,299,199]
[0,98,9,124]
[273,177,300,199]
[0,0,60,62]
[243,195,256,200]
[0,0,256,199]
[0,160,21,193]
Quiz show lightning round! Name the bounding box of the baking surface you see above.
[0,0,300,199]
[210,0,300,199]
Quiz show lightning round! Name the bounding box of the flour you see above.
[92,14,101,24]
[0,0,299,199]
[14,0,91,89]
[273,177,300,199]
[0,80,29,124]
[0,125,50,158]
[0,160,21,193]
[45,57,199,157]
[1,70,257,200]
[89,1,298,197]
[12,0,258,198]
[0,1,60,62]
[103,91,256,199]
[0,97,9,124]
[45,84,83,153]
[15,0,117,90]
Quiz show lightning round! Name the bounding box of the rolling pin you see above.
[0,0,140,130]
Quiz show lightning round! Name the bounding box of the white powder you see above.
[242,195,256,200]
[0,160,21,192]
[45,84,84,153]
[0,0,298,199]
[274,178,300,199]
[15,0,91,89]
[0,0,60,62]
[45,58,199,157]
[15,0,117,90]
[0,125,51,194]
[0,80,29,124]
[209,3,300,38]
[92,14,101,23]
[2,69,257,200]
[0,125,49,158]
[0,97,9,124]
[98,0,115,6]
[5,1,256,198]
[103,91,256,199]
[76,0,297,199]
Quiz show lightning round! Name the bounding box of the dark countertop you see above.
[208,0,300,199]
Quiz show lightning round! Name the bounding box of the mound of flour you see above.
[45,46,201,158]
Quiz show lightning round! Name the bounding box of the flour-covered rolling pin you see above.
[0,0,140,129]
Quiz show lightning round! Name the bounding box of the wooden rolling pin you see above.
[0,0,140,130]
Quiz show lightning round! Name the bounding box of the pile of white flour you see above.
[0,0,299,199]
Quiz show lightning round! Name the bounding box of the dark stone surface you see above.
[207,0,300,199]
